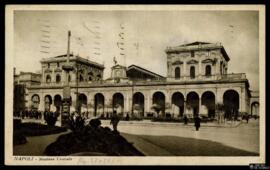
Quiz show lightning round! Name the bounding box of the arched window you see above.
[96,74,101,81]
[88,72,93,76]
[56,74,61,83]
[46,75,51,83]
[89,76,92,81]
[79,74,84,82]
[190,66,195,79]
[220,61,223,74]
[205,65,211,77]
[191,51,195,57]
[175,67,180,79]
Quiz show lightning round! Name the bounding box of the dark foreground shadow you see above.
[122,133,259,156]
[44,126,144,156]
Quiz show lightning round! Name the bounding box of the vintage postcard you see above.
[5,5,265,165]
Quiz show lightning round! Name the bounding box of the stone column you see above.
[62,71,66,83]
[144,93,150,117]
[124,95,129,114]
[165,92,171,117]
[129,96,133,115]
[199,60,202,79]
[42,67,45,83]
[39,94,45,111]
[183,61,187,80]
[184,98,187,116]
[240,87,246,113]
[87,94,94,117]
[52,69,55,83]
[216,59,220,80]
[198,97,201,116]
[145,94,151,112]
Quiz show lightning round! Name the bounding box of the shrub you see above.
[89,118,101,128]
[19,122,67,136]
[44,124,144,156]
[13,131,27,145]
[13,118,22,130]
[44,111,59,126]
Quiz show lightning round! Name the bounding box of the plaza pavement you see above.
[15,118,259,156]
[101,119,260,155]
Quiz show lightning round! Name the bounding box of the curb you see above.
[101,120,242,128]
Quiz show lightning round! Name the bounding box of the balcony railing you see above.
[29,73,246,88]
[167,75,217,82]
[166,73,246,82]
[219,73,246,80]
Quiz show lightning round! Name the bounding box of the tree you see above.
[44,111,60,126]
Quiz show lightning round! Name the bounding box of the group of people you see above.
[14,110,42,120]
[66,110,120,132]
[68,112,86,130]
[242,114,250,123]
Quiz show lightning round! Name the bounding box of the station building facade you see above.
[23,42,253,118]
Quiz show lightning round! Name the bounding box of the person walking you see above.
[183,115,188,125]
[246,114,250,123]
[194,115,201,131]
[110,110,120,132]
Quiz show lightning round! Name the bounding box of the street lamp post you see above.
[61,30,74,127]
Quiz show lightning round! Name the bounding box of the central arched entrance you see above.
[152,91,165,117]
[44,95,52,111]
[223,90,239,120]
[54,95,62,113]
[186,92,199,117]
[112,93,124,114]
[94,93,105,117]
[201,91,215,118]
[132,92,145,118]
[171,92,184,117]
[77,93,87,113]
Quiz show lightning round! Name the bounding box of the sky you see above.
[14,10,259,90]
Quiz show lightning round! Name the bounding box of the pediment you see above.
[202,58,217,64]
[202,59,214,63]
[44,68,52,73]
[187,59,199,64]
[172,60,183,65]
[54,68,62,72]
[112,64,126,69]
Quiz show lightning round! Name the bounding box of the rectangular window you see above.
[191,51,194,57]
[48,63,50,68]
[57,62,60,67]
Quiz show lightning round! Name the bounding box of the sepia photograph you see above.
[5,5,265,165]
